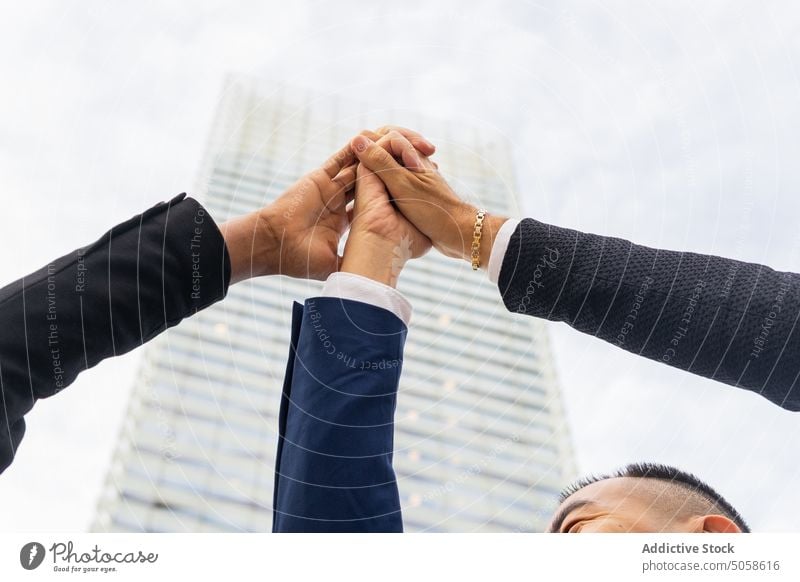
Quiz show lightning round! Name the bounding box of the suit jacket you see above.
[0,194,230,474]
[1,196,796,525]
[498,219,800,410]
[270,220,800,532]
[272,297,405,532]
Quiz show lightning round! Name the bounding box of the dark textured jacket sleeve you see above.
[273,298,405,532]
[498,218,800,411]
[0,193,231,473]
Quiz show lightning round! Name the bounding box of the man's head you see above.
[548,463,749,533]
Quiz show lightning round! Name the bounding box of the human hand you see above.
[350,128,507,268]
[220,129,435,284]
[340,163,431,288]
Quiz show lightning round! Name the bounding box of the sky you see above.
[1,0,799,531]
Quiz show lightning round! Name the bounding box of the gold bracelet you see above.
[471,208,487,270]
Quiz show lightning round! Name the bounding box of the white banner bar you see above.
[1,533,797,581]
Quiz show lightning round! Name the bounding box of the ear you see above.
[700,514,742,533]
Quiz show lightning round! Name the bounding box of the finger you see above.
[350,135,407,189]
[378,131,436,173]
[361,128,435,159]
[331,163,357,194]
[321,141,356,179]
[375,125,436,156]
[359,129,382,142]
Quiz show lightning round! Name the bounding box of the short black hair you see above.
[559,462,750,532]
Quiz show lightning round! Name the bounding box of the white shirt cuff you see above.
[320,272,413,326]
[488,218,521,284]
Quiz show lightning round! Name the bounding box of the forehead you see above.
[560,477,655,511]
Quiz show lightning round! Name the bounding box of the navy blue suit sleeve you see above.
[273,297,406,532]
[0,194,231,473]
[498,218,800,410]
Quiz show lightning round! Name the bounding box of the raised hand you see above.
[349,128,508,268]
[221,129,435,284]
[340,163,431,287]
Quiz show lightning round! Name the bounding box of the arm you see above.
[0,194,230,473]
[0,130,433,475]
[496,218,800,411]
[272,163,430,532]
[351,129,800,411]
[272,294,408,532]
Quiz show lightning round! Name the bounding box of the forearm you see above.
[456,209,508,270]
[219,208,282,285]
[273,298,406,532]
[0,194,231,472]
[218,211,263,285]
[340,241,399,287]
[498,218,800,410]
[340,233,407,288]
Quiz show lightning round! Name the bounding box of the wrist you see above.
[455,206,507,267]
[220,208,282,284]
[433,202,479,261]
[341,234,406,288]
[478,214,508,269]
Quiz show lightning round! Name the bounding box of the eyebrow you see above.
[548,499,594,533]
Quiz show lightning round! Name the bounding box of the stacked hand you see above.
[220,125,506,288]
[340,162,431,287]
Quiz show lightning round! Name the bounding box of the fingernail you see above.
[353,135,371,153]
[422,139,435,151]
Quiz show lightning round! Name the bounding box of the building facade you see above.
[92,78,575,533]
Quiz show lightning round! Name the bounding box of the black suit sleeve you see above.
[498,218,800,411]
[0,193,231,473]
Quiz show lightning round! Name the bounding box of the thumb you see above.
[351,135,406,191]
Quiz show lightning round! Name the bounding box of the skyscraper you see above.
[92,77,575,533]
